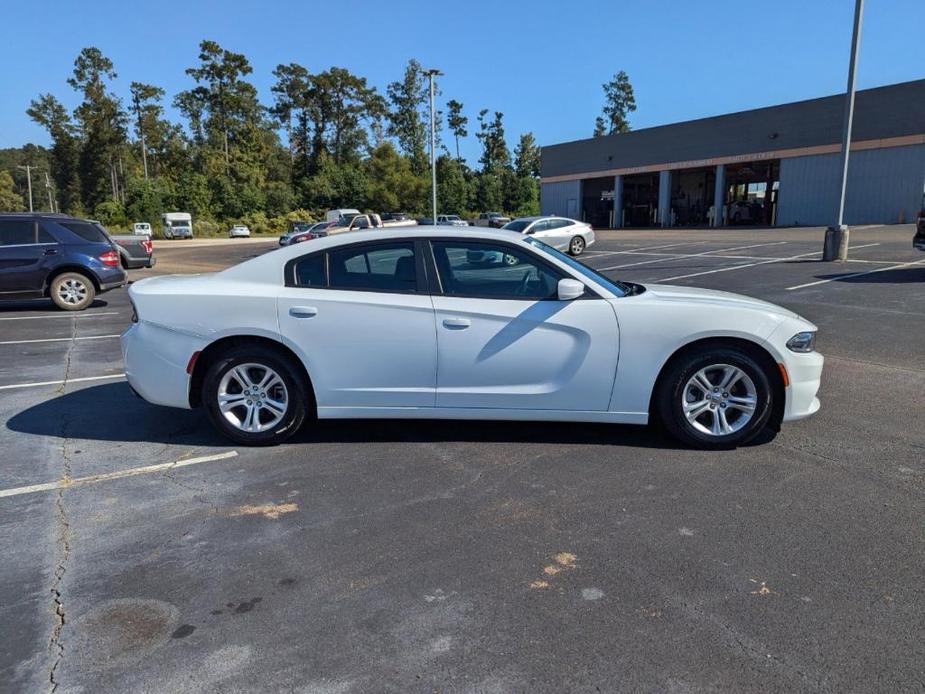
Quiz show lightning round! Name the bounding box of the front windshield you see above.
[526,237,629,297]
[445,215,460,221]
[502,220,531,232]
[170,221,189,227]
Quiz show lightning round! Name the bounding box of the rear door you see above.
[0,219,54,295]
[277,239,437,410]
[429,239,619,411]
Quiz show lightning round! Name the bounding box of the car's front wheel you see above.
[568,236,586,256]
[656,346,773,449]
[50,272,96,311]
[202,345,308,446]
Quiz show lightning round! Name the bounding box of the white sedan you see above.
[502,216,595,256]
[122,227,823,448]
[229,224,251,238]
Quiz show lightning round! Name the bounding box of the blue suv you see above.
[0,213,127,311]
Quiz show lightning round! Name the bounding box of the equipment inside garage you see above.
[724,161,780,225]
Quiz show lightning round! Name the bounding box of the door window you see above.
[431,241,562,300]
[0,220,36,246]
[328,242,418,293]
[528,220,548,234]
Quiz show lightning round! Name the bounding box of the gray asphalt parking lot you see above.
[1,226,923,693]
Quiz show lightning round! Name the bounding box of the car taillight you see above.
[292,236,307,243]
[99,250,120,267]
[141,239,153,254]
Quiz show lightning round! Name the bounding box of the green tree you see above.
[129,82,165,179]
[366,141,427,212]
[514,132,540,178]
[435,155,468,215]
[476,110,510,174]
[67,47,128,211]
[0,171,25,211]
[387,59,428,175]
[26,95,81,212]
[593,117,606,138]
[446,99,468,161]
[597,71,636,135]
[475,172,502,212]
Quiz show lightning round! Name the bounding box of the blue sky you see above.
[1,0,923,164]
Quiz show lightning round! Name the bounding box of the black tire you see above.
[49,272,96,311]
[202,345,309,446]
[568,236,586,256]
[656,346,773,449]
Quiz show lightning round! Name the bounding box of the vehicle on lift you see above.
[0,213,126,311]
[502,216,595,256]
[727,200,764,225]
[123,226,823,449]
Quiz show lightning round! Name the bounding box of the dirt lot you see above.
[1,225,923,693]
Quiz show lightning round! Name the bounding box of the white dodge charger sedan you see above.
[122,227,823,448]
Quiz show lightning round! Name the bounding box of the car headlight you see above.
[786,331,816,353]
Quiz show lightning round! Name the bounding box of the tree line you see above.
[2,43,547,232]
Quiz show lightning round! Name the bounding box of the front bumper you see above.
[913,237,925,252]
[781,350,824,422]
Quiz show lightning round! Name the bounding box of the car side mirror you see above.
[557,278,585,301]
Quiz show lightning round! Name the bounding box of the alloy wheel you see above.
[681,363,757,437]
[57,278,88,306]
[217,363,289,433]
[570,237,585,255]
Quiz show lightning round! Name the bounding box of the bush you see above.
[194,219,221,237]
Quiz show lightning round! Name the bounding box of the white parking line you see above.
[0,373,125,391]
[0,451,239,500]
[582,242,706,259]
[648,243,883,282]
[786,258,925,291]
[595,242,788,271]
[0,311,121,321]
[0,334,121,346]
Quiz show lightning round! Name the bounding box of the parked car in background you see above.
[161,212,193,239]
[502,216,595,256]
[726,200,762,224]
[229,224,251,238]
[132,222,152,236]
[474,212,511,228]
[380,212,417,227]
[279,221,334,246]
[0,213,126,310]
[325,208,361,223]
[326,213,382,235]
[123,226,823,449]
[420,215,471,227]
[85,220,156,270]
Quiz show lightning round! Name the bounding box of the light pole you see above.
[823,0,864,262]
[16,164,34,212]
[424,68,443,225]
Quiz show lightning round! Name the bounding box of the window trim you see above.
[426,237,601,301]
[284,238,427,295]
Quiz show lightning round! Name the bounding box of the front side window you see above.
[328,242,418,293]
[0,220,36,246]
[431,241,562,300]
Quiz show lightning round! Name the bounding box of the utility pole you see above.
[44,171,55,212]
[424,68,443,226]
[823,0,864,262]
[16,165,34,212]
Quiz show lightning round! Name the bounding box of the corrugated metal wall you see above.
[777,144,925,226]
[540,180,582,218]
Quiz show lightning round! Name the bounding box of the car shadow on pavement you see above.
[8,382,777,450]
[0,298,110,313]
[812,267,925,284]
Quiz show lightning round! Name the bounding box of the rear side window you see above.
[328,242,418,293]
[293,254,326,287]
[59,221,109,244]
[0,220,36,246]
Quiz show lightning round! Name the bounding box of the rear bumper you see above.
[121,322,198,409]
[781,351,824,422]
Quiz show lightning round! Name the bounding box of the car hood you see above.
[642,283,803,321]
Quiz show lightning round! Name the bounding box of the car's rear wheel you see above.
[202,345,308,446]
[656,346,773,449]
[568,236,586,256]
[50,272,96,311]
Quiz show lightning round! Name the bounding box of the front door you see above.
[430,240,619,411]
[276,240,437,409]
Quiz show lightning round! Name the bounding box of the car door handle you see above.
[43,248,59,255]
[442,317,471,329]
[289,306,318,318]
